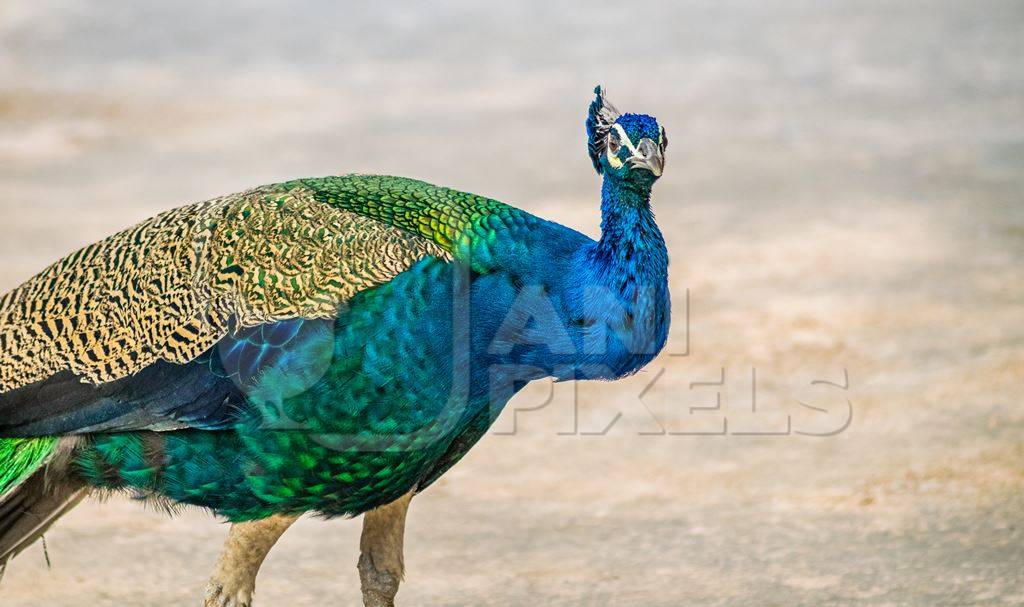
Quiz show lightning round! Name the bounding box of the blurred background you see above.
[1,0,1022,605]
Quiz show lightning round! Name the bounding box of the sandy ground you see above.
[1,1,1023,605]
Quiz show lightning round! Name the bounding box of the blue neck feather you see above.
[592,177,667,295]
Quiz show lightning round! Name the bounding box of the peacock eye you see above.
[607,132,621,155]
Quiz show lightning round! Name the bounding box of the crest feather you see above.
[586,85,621,174]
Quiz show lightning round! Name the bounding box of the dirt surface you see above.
[1,1,1022,605]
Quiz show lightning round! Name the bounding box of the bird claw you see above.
[204,578,254,607]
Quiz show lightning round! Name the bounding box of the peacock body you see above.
[0,88,669,601]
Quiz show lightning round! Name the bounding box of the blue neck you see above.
[592,177,667,291]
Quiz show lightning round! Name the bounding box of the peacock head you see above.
[586,85,667,187]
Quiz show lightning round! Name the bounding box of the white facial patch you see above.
[607,124,640,169]
[612,124,640,156]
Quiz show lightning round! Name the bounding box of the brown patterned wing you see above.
[0,183,448,392]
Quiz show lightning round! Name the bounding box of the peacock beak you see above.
[627,138,664,177]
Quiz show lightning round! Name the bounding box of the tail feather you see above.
[0,438,86,568]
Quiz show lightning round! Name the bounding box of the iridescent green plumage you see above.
[296,175,538,271]
[75,255,481,519]
[0,438,57,495]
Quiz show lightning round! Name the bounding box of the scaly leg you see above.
[358,491,414,607]
[204,513,299,607]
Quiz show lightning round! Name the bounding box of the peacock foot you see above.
[203,514,298,607]
[204,572,255,607]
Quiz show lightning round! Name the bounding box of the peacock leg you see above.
[358,490,414,607]
[204,513,299,607]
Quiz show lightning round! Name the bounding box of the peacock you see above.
[0,86,669,606]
